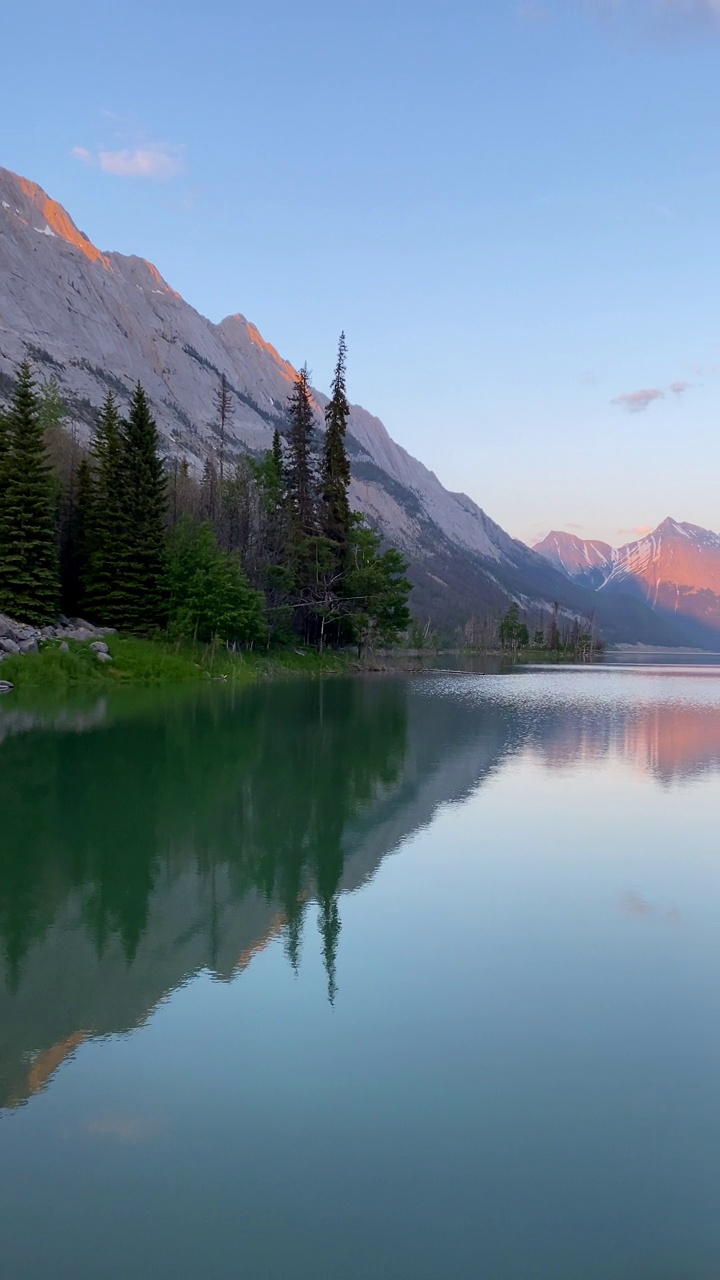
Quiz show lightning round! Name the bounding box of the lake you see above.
[1,665,720,1279]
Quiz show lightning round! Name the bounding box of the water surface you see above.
[1,667,720,1278]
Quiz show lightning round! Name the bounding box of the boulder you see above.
[89,641,109,654]
[18,638,38,655]
[96,651,113,663]
[0,637,20,654]
[0,614,36,644]
[64,628,95,643]
[58,641,69,652]
[0,681,14,694]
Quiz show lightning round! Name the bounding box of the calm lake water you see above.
[2,666,720,1279]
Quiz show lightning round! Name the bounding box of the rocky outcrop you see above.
[0,614,115,665]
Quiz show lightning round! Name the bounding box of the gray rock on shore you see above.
[0,614,115,664]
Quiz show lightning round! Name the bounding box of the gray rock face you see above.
[0,168,530,587]
[0,166,705,646]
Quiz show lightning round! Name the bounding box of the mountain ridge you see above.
[534,521,720,647]
[0,164,707,646]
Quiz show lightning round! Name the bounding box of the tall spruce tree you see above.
[285,366,317,538]
[110,384,168,632]
[321,333,351,551]
[82,391,124,622]
[0,405,8,547]
[0,361,60,624]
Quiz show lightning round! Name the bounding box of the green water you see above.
[2,667,720,1278]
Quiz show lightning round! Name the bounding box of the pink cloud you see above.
[611,388,664,413]
[669,379,691,394]
[617,524,654,537]
[73,142,184,180]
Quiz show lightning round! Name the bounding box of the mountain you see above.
[534,519,720,647]
[533,531,613,590]
[0,164,699,645]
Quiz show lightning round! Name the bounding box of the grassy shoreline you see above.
[0,636,353,690]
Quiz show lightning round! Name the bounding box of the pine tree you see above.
[272,428,283,480]
[72,459,94,614]
[321,333,351,550]
[0,405,9,549]
[200,456,219,525]
[82,391,124,622]
[110,384,168,632]
[285,365,317,539]
[0,361,60,624]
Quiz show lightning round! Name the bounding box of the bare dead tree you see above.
[213,373,234,493]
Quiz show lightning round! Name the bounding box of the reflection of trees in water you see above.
[0,681,408,999]
[2,677,719,1003]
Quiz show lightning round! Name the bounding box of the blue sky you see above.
[2,0,719,546]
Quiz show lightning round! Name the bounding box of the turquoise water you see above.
[1,667,720,1278]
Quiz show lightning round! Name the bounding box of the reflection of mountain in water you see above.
[0,679,518,1111]
[2,672,719,1111]
[525,699,720,784]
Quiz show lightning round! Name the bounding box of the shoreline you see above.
[0,635,355,692]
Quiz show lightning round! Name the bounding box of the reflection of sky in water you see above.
[416,667,720,785]
[2,671,720,1279]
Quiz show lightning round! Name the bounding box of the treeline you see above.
[0,337,412,650]
[459,601,604,659]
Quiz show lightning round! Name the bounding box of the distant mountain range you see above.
[0,164,713,646]
[534,519,720,648]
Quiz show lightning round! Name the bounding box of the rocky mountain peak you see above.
[0,168,110,267]
[0,163,713,647]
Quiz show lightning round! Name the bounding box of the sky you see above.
[1,0,719,547]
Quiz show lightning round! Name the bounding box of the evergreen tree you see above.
[285,365,317,539]
[344,515,412,655]
[73,460,95,615]
[0,405,9,553]
[82,391,124,621]
[272,427,283,480]
[110,384,168,632]
[321,333,351,550]
[0,361,60,624]
[166,518,265,644]
[200,455,219,525]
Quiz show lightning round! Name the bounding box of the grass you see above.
[0,635,353,690]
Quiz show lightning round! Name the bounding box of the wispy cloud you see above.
[517,2,554,20]
[72,140,185,180]
[586,0,720,35]
[531,0,720,37]
[611,378,694,411]
[617,523,654,536]
[611,387,664,413]
[617,891,680,925]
